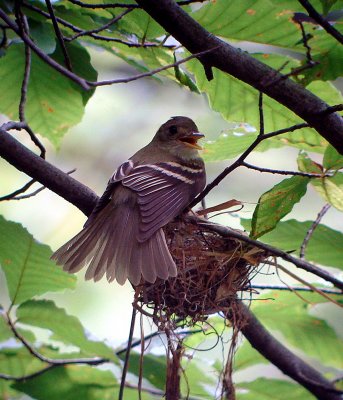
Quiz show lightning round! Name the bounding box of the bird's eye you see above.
[169,125,178,135]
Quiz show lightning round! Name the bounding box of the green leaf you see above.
[0,216,76,305]
[187,60,330,153]
[301,42,343,84]
[323,145,343,171]
[203,127,257,162]
[52,42,97,105]
[13,365,118,400]
[236,378,313,400]
[181,360,216,398]
[0,347,45,378]
[234,340,268,371]
[0,315,12,342]
[0,43,85,146]
[297,151,323,174]
[28,19,56,54]
[298,151,343,211]
[241,219,343,269]
[311,173,343,211]
[118,352,166,390]
[16,300,116,361]
[251,176,309,238]
[252,291,343,368]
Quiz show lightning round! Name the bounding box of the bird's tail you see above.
[51,203,177,286]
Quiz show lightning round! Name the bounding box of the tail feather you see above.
[51,202,177,285]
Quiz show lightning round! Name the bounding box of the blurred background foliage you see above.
[0,0,342,398]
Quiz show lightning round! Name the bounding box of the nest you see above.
[137,218,266,325]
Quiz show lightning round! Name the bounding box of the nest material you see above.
[138,218,266,323]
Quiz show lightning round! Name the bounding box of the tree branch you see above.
[135,0,343,154]
[298,0,343,45]
[0,128,97,216]
[237,301,342,399]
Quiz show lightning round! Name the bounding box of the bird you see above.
[51,116,206,286]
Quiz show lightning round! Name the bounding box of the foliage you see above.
[0,0,342,399]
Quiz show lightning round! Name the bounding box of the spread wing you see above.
[84,160,134,227]
[122,162,205,242]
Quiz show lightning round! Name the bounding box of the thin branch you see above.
[6,316,109,366]
[0,9,90,90]
[188,216,343,291]
[45,0,72,71]
[241,161,327,178]
[0,178,36,201]
[15,11,31,123]
[0,365,57,381]
[66,8,133,41]
[189,122,309,207]
[90,47,219,87]
[66,0,207,9]
[237,301,342,399]
[300,203,331,259]
[298,0,343,45]
[268,260,342,308]
[258,92,264,136]
[119,307,136,400]
[250,284,341,295]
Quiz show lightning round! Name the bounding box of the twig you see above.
[298,0,343,45]
[90,47,220,87]
[119,307,136,400]
[0,365,57,381]
[66,0,207,9]
[187,215,343,291]
[45,0,72,71]
[6,316,109,366]
[190,118,309,207]
[0,178,35,201]
[300,203,331,259]
[0,9,90,90]
[250,284,341,295]
[66,8,133,41]
[258,92,264,136]
[15,10,31,123]
[241,161,326,178]
[266,260,342,308]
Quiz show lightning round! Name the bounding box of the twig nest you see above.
[138,218,266,324]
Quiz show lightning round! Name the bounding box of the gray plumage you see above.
[51,116,206,285]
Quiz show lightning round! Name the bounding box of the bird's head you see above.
[153,116,204,159]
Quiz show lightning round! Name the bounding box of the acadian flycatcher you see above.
[52,116,206,285]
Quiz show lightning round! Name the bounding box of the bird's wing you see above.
[84,160,134,227]
[122,162,205,242]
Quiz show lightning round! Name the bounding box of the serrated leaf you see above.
[0,216,76,305]
[0,43,85,146]
[324,145,343,171]
[251,176,310,238]
[236,378,313,400]
[241,219,343,269]
[16,300,116,361]
[251,291,343,368]
[203,128,257,162]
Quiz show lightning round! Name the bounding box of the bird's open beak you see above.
[179,132,205,150]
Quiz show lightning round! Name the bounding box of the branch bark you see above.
[135,0,343,154]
